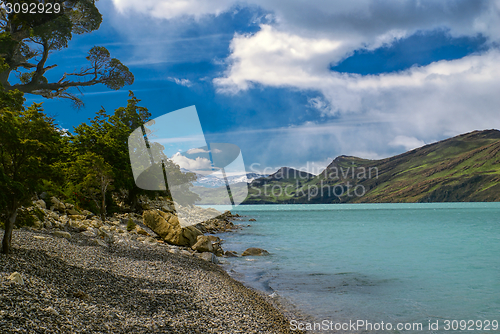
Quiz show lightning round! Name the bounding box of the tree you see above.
[0,0,133,106]
[0,94,61,254]
[66,152,113,221]
[69,92,200,210]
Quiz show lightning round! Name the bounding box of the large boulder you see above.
[191,235,213,253]
[143,210,202,246]
[241,247,269,256]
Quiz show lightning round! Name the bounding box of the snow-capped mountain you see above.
[193,172,267,188]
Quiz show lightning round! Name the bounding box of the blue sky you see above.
[25,0,500,174]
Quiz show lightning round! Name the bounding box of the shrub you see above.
[126,219,136,232]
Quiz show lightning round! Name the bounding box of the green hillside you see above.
[241,129,500,204]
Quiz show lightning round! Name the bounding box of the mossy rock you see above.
[126,218,136,232]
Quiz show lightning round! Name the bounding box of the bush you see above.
[126,219,136,232]
[14,208,36,228]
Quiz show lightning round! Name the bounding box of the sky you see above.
[25,0,500,175]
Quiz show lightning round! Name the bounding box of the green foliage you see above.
[126,219,136,232]
[13,206,45,228]
[0,94,61,222]
[67,91,200,208]
[13,209,36,228]
[65,152,114,220]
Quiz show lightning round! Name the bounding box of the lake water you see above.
[208,203,500,333]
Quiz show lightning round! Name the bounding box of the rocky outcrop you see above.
[191,235,213,253]
[242,248,269,256]
[198,211,239,233]
[142,210,202,246]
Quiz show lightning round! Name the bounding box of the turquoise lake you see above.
[207,203,500,333]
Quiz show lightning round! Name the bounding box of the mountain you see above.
[243,129,500,204]
[192,172,267,188]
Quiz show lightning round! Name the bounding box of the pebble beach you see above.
[0,229,298,333]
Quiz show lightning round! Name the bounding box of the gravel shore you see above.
[0,229,297,333]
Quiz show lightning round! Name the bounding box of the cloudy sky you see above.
[31,0,500,174]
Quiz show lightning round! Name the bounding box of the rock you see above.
[142,210,202,246]
[191,235,213,253]
[50,197,66,212]
[143,237,157,245]
[52,231,71,239]
[241,247,269,256]
[68,220,87,232]
[7,272,24,285]
[67,208,80,216]
[108,218,120,226]
[91,238,108,248]
[81,210,94,217]
[47,211,59,221]
[135,226,149,236]
[207,235,220,243]
[161,204,175,212]
[98,227,113,243]
[45,306,59,316]
[73,290,90,301]
[81,227,97,237]
[68,215,85,221]
[196,252,218,263]
[249,218,256,221]
[224,250,239,257]
[33,199,46,209]
[181,250,193,257]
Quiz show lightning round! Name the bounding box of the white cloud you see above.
[389,136,426,151]
[307,97,331,115]
[215,32,500,142]
[186,148,208,154]
[169,77,193,87]
[110,0,500,162]
[170,152,212,170]
[111,0,234,19]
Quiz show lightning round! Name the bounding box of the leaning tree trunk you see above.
[2,209,17,254]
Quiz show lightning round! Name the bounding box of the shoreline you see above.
[213,217,321,332]
[0,228,300,333]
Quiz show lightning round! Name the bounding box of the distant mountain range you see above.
[192,129,500,204]
[192,172,266,188]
